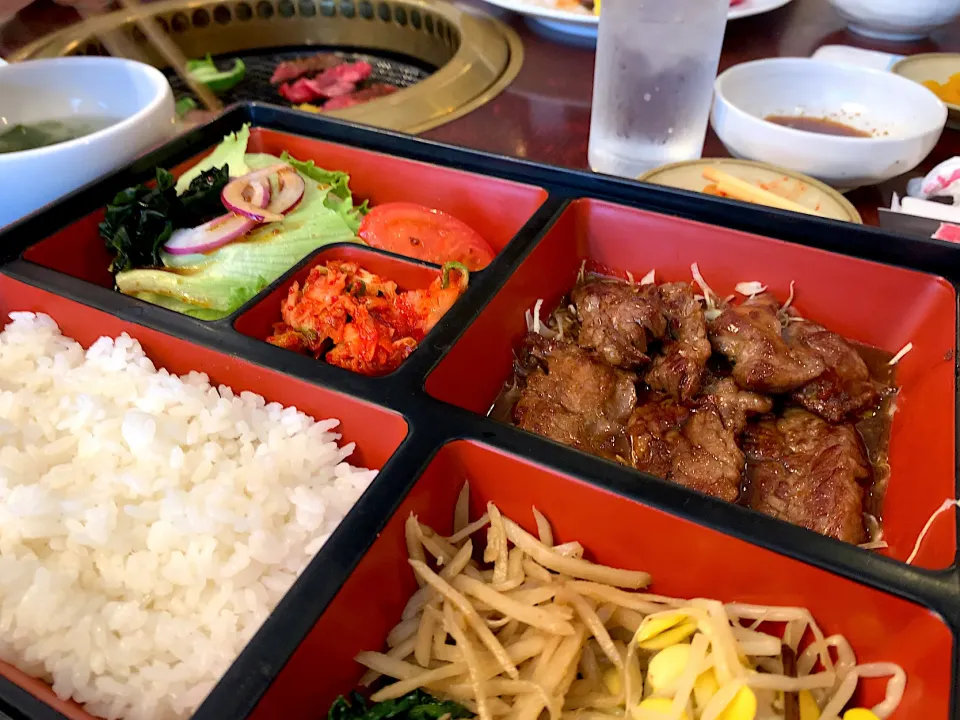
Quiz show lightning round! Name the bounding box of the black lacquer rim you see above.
[0,102,957,720]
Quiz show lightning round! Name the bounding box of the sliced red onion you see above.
[248,177,271,210]
[221,163,292,223]
[163,213,256,255]
[266,166,306,216]
[222,177,282,224]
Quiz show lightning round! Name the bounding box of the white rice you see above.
[0,312,378,720]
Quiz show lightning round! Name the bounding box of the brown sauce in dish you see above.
[854,343,896,522]
[765,115,872,138]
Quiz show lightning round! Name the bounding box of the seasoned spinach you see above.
[328,690,472,720]
[99,165,230,274]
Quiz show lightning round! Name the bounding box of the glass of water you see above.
[588,0,729,179]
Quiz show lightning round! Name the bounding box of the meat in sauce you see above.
[742,408,871,544]
[784,317,882,423]
[645,282,712,402]
[513,334,637,461]
[494,269,896,546]
[572,279,666,369]
[709,293,825,393]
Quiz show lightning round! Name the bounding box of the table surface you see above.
[4,0,960,226]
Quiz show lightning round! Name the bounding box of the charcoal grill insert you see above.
[168,48,434,110]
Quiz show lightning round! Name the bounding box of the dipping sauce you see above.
[0,117,118,154]
[764,115,871,138]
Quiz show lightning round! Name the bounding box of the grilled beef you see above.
[709,293,824,394]
[742,408,870,544]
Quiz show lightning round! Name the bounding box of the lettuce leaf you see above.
[280,151,369,234]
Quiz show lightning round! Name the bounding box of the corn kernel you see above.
[648,644,692,692]
[798,690,820,720]
[843,710,880,720]
[603,667,623,696]
[630,697,690,720]
[716,686,757,720]
[693,669,719,710]
[638,621,697,650]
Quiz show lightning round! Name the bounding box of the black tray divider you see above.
[0,679,69,720]
[192,420,451,720]
[399,197,570,379]
[413,390,960,612]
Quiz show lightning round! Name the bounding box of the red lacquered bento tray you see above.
[0,104,956,720]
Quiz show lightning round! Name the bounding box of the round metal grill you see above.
[165,48,433,108]
[10,0,523,134]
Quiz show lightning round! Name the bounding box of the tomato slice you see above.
[358,202,496,271]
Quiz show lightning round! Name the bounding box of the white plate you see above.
[477,0,795,42]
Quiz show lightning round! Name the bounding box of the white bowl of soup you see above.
[711,58,947,189]
[0,56,176,229]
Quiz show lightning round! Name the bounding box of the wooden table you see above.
[4,0,960,225]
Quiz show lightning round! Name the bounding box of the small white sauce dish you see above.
[711,58,947,189]
[0,56,176,229]
[827,0,960,42]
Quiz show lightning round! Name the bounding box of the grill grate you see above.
[166,48,434,108]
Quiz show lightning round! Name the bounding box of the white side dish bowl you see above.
[711,58,947,189]
[0,56,176,229]
[827,0,960,41]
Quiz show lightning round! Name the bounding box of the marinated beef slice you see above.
[742,408,870,544]
[628,377,771,502]
[709,293,824,394]
[513,334,636,461]
[784,317,882,423]
[572,279,666,369]
[645,282,712,403]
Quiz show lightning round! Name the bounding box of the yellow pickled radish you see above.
[593,0,601,14]
[843,711,880,720]
[693,669,720,709]
[798,690,821,720]
[636,612,688,644]
[638,621,697,650]
[603,667,623,696]
[716,686,757,720]
[631,697,690,720]
[648,644,693,691]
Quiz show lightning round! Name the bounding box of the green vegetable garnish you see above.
[106,123,363,320]
[99,165,230,274]
[328,690,473,720]
[441,261,470,289]
[175,96,198,118]
[185,54,246,93]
